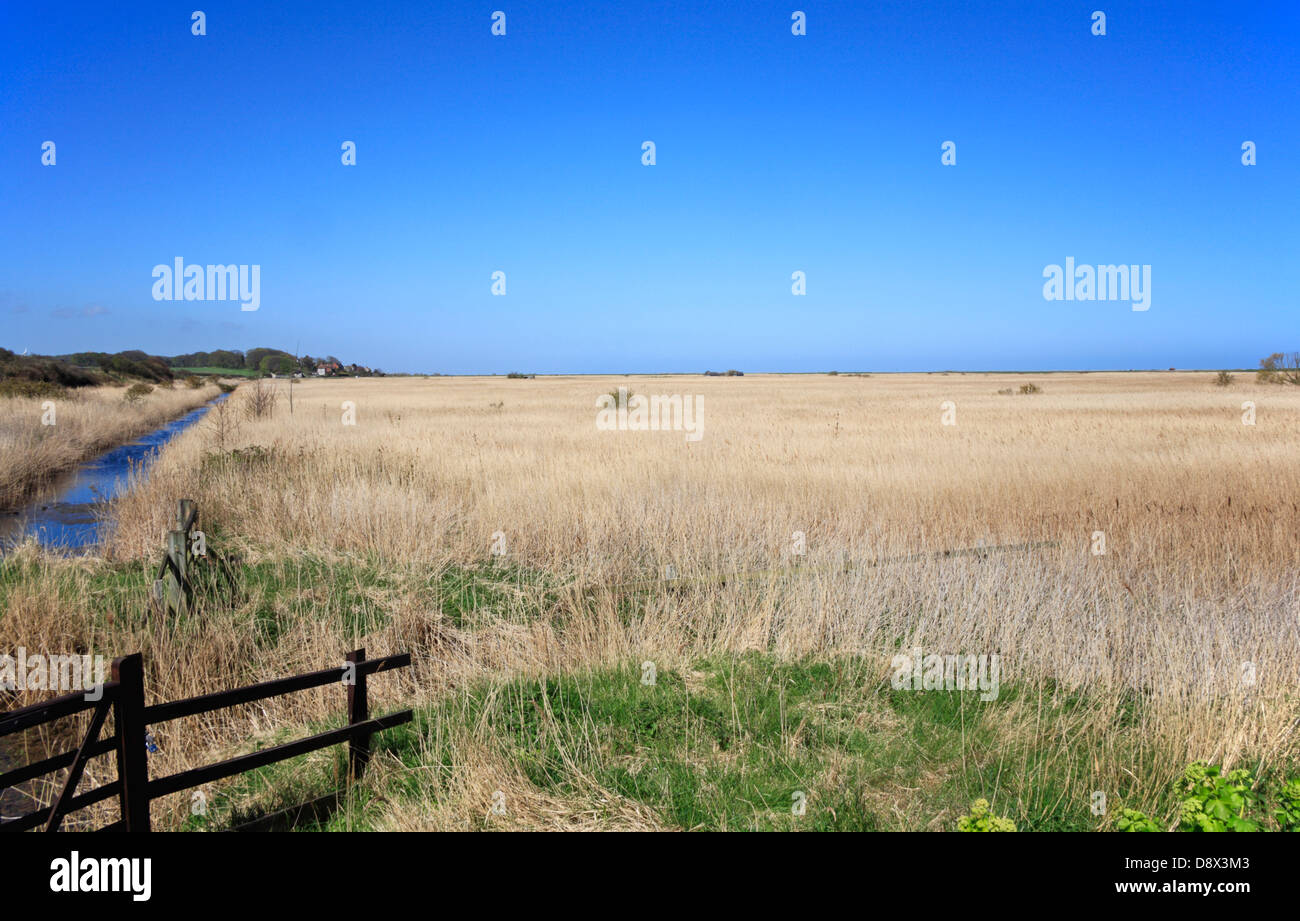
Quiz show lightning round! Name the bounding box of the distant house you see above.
[316,361,342,377]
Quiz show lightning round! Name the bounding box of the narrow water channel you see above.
[0,394,228,554]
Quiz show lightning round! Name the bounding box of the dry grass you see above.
[3,371,1299,829]
[0,382,220,509]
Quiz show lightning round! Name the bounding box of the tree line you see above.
[167,348,382,376]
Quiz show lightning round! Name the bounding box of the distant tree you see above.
[210,349,245,369]
[1257,352,1300,384]
[1286,352,1300,385]
[245,347,286,370]
[256,353,295,374]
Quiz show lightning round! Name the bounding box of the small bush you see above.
[607,388,635,408]
[1019,383,1042,395]
[1116,808,1161,832]
[123,382,154,403]
[1272,778,1300,831]
[1113,763,1300,833]
[184,374,203,389]
[957,799,1016,832]
[245,378,277,419]
[1214,371,1234,386]
[216,382,237,394]
[1178,761,1258,832]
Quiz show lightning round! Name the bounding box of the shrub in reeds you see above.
[123,382,154,403]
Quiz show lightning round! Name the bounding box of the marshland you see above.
[2,370,1296,830]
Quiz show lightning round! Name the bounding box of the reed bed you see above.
[3,371,1298,829]
[0,382,220,509]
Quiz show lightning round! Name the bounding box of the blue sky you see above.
[1,1,1296,373]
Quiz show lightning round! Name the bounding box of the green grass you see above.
[7,551,1295,832]
[191,654,1158,831]
[174,366,261,377]
[0,550,555,638]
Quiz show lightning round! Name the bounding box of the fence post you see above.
[166,530,188,615]
[345,649,370,782]
[111,653,151,832]
[178,499,196,534]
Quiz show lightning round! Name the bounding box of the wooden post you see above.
[345,649,370,782]
[168,530,187,583]
[166,530,188,615]
[156,500,199,616]
[111,653,151,832]
[178,499,196,534]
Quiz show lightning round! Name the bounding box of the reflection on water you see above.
[0,395,227,555]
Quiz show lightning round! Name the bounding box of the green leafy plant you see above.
[1272,778,1300,831]
[957,799,1016,832]
[1116,808,1161,832]
[1178,761,1259,832]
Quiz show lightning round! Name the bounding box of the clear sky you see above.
[1,1,1296,374]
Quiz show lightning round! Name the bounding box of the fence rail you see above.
[1,648,410,832]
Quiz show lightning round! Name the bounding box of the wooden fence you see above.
[0,648,410,832]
